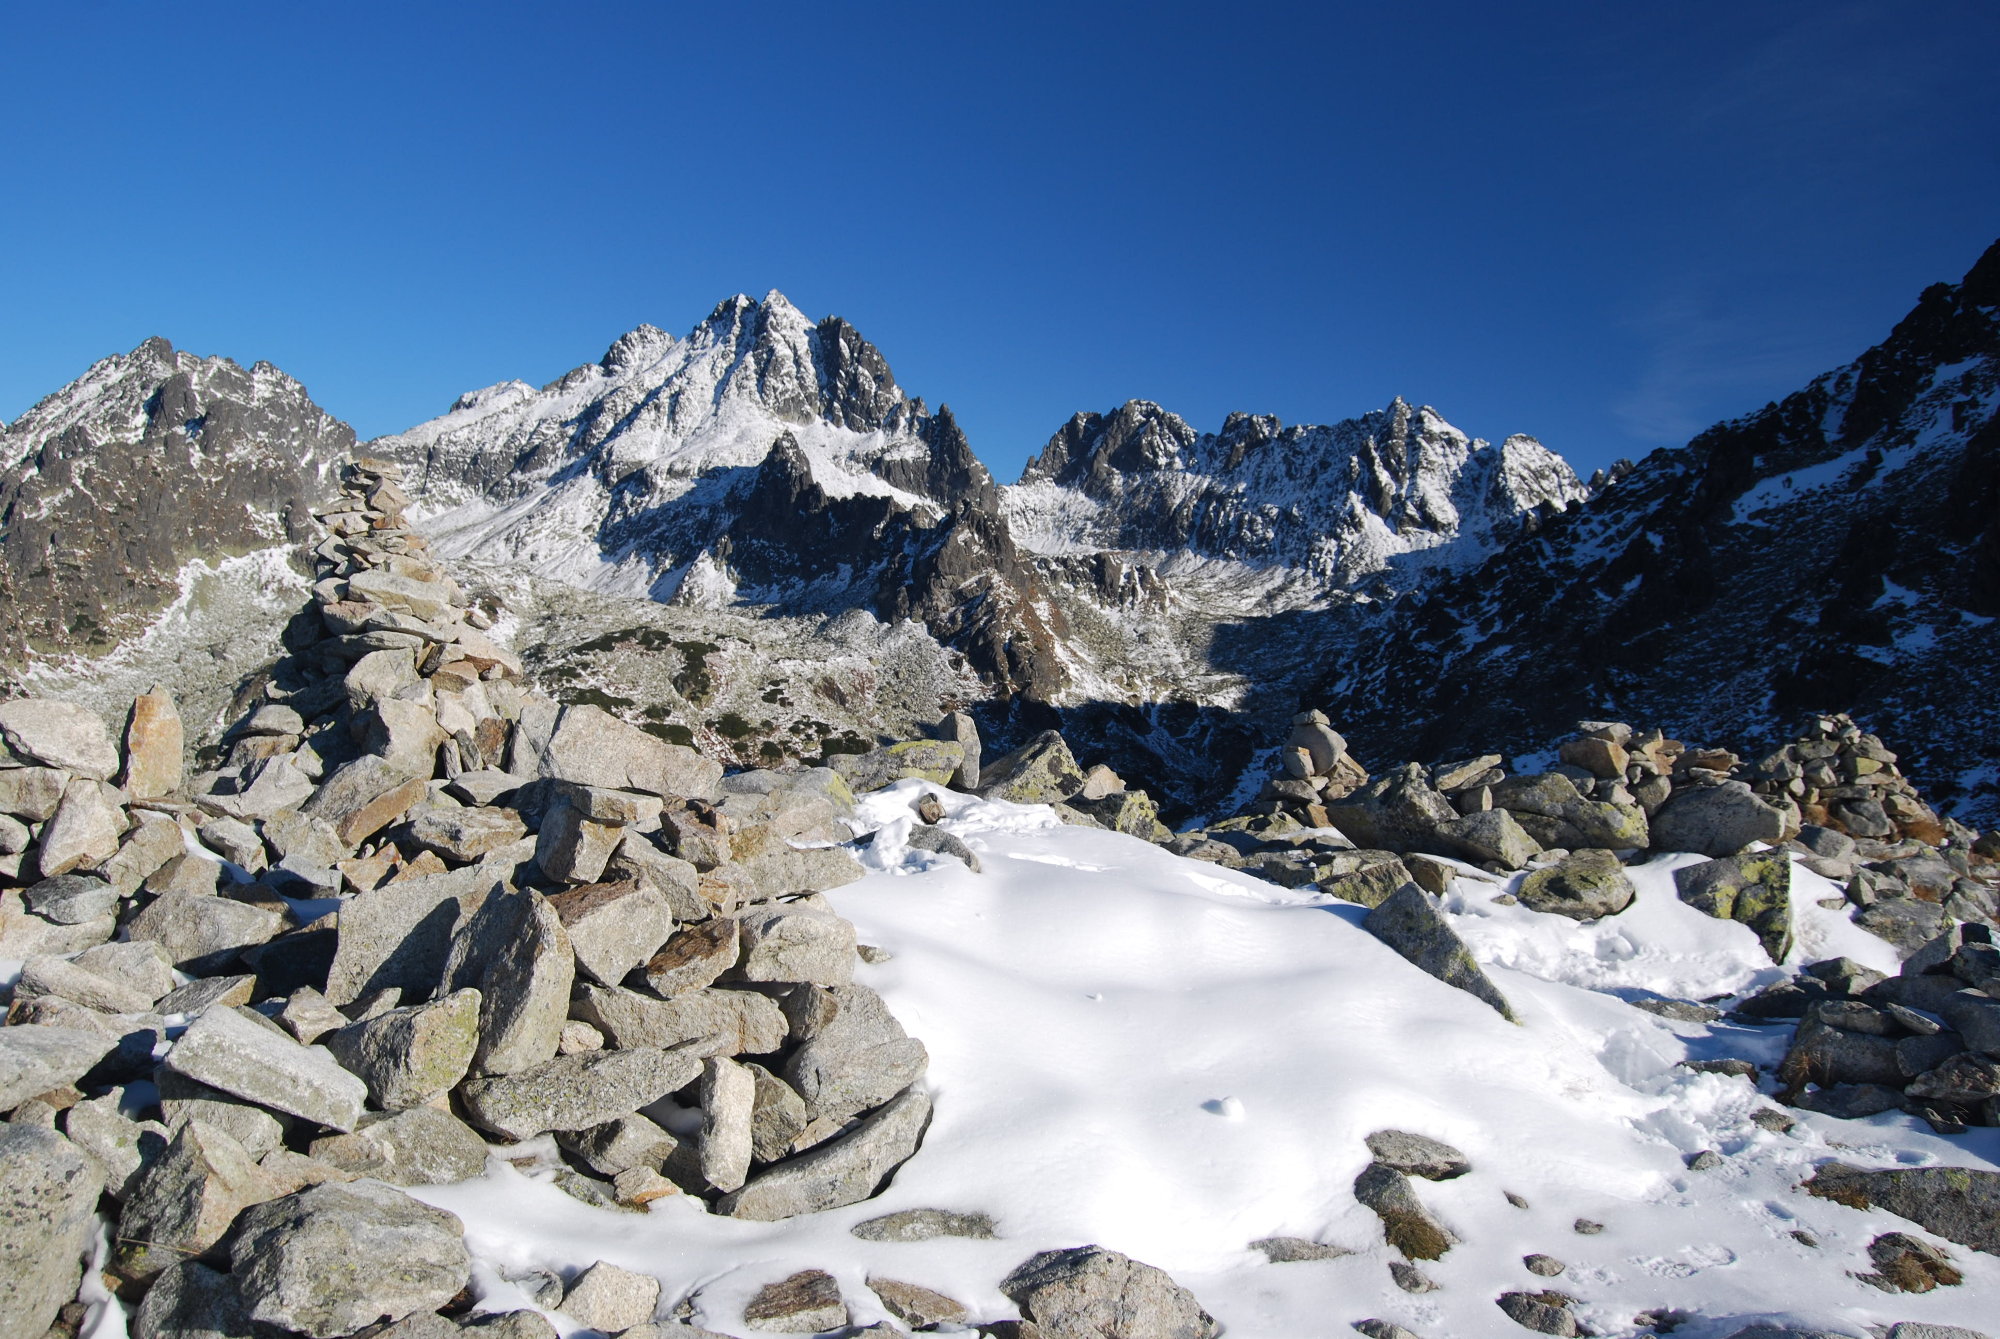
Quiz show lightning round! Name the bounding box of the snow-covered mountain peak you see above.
[1003,393,1588,594]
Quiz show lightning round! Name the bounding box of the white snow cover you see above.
[387,784,1994,1339]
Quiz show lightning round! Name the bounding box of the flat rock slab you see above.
[0,699,119,778]
[851,1207,997,1241]
[1651,781,1790,857]
[1364,1130,1471,1180]
[0,1123,105,1339]
[230,1180,471,1339]
[516,704,721,802]
[0,1024,119,1111]
[783,983,928,1124]
[574,985,787,1059]
[127,889,285,974]
[308,1106,492,1185]
[460,1046,703,1140]
[161,1005,368,1132]
[720,1087,932,1221]
[999,1245,1218,1339]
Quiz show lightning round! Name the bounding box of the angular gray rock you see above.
[1496,1291,1580,1336]
[1323,765,1460,855]
[0,1123,106,1339]
[556,1113,678,1177]
[1516,849,1637,921]
[1363,884,1516,1021]
[406,806,527,863]
[157,1071,288,1158]
[783,983,929,1123]
[131,1260,255,1339]
[737,906,858,987]
[746,1062,809,1163]
[323,864,497,1005]
[459,1046,703,1140]
[37,777,124,875]
[1364,1130,1471,1180]
[22,873,119,925]
[698,1056,756,1193]
[562,1260,661,1331]
[719,1086,932,1220]
[229,1181,472,1339]
[1650,781,1791,856]
[322,988,482,1109]
[160,1005,368,1132]
[549,879,674,986]
[307,1106,491,1185]
[0,1024,119,1111]
[126,889,285,974]
[513,704,722,802]
[978,731,1089,805]
[573,985,788,1058]
[999,1245,1219,1339]
[1437,808,1542,869]
[63,1093,169,1199]
[442,889,574,1076]
[115,1121,279,1281]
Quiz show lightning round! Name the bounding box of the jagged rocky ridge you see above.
[1319,238,2000,827]
[374,295,1065,699]
[0,338,348,662]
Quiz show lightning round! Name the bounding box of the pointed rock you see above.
[122,686,185,799]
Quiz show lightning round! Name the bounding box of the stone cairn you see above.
[0,459,977,1339]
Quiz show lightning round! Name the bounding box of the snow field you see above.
[413,783,1997,1337]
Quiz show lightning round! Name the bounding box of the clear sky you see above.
[2,2,1995,482]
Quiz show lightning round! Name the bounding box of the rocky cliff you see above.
[0,338,348,663]
[1319,238,2000,825]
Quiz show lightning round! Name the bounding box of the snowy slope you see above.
[415,783,1997,1339]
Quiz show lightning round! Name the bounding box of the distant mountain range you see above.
[5,238,1995,822]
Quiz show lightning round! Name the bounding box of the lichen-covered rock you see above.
[0,1123,105,1339]
[831,740,965,792]
[1437,808,1542,869]
[1324,765,1460,856]
[131,1260,254,1339]
[1362,884,1516,1021]
[229,1181,472,1339]
[322,989,482,1110]
[1517,849,1636,921]
[1675,852,1793,963]
[999,1245,1218,1339]
[307,1106,490,1185]
[1804,1161,2000,1255]
[459,1046,703,1140]
[979,731,1088,805]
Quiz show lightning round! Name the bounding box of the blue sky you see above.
[1,2,1995,482]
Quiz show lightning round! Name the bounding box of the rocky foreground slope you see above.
[2,455,2000,1338]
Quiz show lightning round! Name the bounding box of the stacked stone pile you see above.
[0,460,957,1339]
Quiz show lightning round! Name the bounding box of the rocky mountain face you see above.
[1320,237,2000,826]
[1007,396,1590,593]
[374,294,1064,700]
[0,339,349,665]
